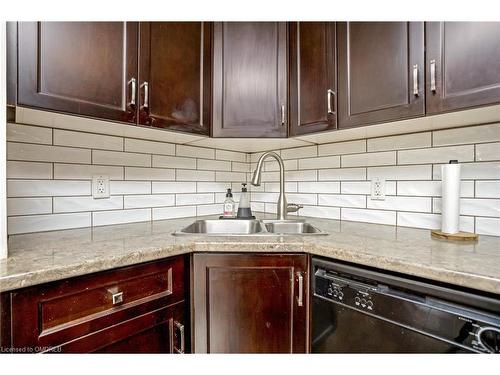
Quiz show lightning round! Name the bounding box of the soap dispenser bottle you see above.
[237,183,254,219]
[222,188,235,218]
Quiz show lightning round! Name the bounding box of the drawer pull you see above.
[174,321,185,354]
[111,291,123,305]
[297,272,304,307]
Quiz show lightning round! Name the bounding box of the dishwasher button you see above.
[367,300,374,310]
[360,299,367,308]
[338,291,344,300]
[354,296,361,306]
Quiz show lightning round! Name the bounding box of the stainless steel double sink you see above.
[173,219,327,236]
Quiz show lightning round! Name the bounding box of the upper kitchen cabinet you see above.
[212,22,288,138]
[337,22,425,129]
[138,22,211,135]
[426,22,500,114]
[18,22,138,123]
[193,253,309,353]
[289,22,337,136]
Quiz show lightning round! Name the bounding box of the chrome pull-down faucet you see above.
[251,151,302,220]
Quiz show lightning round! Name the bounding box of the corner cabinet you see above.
[1,256,188,353]
[426,22,500,114]
[211,22,288,138]
[138,22,211,135]
[289,22,337,136]
[337,22,425,128]
[192,253,309,353]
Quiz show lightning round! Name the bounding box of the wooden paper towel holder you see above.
[431,230,478,241]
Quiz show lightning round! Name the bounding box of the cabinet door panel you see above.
[289,22,336,136]
[338,22,424,128]
[212,22,287,137]
[193,253,308,353]
[18,22,138,123]
[139,22,211,135]
[426,22,500,114]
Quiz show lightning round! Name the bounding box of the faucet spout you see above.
[251,151,288,220]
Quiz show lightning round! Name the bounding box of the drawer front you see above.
[10,256,186,349]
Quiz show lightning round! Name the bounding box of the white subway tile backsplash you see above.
[264,159,298,171]
[54,163,124,180]
[368,165,431,180]
[54,196,123,213]
[319,194,366,208]
[198,159,231,171]
[318,140,366,156]
[8,143,91,164]
[251,192,280,202]
[397,181,474,197]
[285,170,317,181]
[8,180,91,197]
[433,198,500,217]
[153,206,196,220]
[433,123,500,146]
[281,145,317,159]
[93,209,151,226]
[342,151,396,167]
[54,129,123,151]
[215,171,246,182]
[124,138,175,155]
[197,182,229,193]
[7,123,52,144]
[232,162,250,172]
[300,205,340,219]
[216,149,247,163]
[368,196,431,213]
[319,168,366,181]
[197,204,223,216]
[286,193,317,205]
[263,182,298,193]
[298,181,339,194]
[110,181,151,195]
[476,217,500,236]
[340,181,396,195]
[93,150,150,167]
[7,161,53,179]
[177,169,215,181]
[152,182,197,194]
[176,145,214,159]
[7,197,52,216]
[476,181,500,198]
[397,212,474,232]
[368,133,431,152]
[341,208,396,225]
[398,145,474,165]
[176,193,214,206]
[124,167,175,181]
[476,142,500,161]
[153,155,197,169]
[8,213,91,234]
[124,194,175,209]
[299,156,340,170]
[433,162,500,180]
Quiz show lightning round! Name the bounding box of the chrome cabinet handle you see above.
[430,59,437,93]
[280,104,286,126]
[297,272,304,307]
[128,78,136,106]
[110,291,123,305]
[141,81,149,109]
[174,321,185,354]
[327,89,335,114]
[412,65,419,96]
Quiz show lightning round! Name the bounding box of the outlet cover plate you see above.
[371,177,386,200]
[92,175,110,199]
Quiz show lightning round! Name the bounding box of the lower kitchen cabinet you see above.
[1,255,188,353]
[192,253,309,353]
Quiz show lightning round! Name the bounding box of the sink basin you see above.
[263,220,326,235]
[174,219,266,235]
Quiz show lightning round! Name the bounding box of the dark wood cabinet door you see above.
[337,22,424,128]
[6,22,17,107]
[289,22,337,136]
[18,22,138,123]
[193,253,308,353]
[426,22,500,114]
[139,22,211,135]
[212,22,288,138]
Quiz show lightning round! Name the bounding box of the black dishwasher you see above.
[311,257,500,353]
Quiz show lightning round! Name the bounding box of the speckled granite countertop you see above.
[1,214,500,294]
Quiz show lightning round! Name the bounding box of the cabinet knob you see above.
[110,291,123,305]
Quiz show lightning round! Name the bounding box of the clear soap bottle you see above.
[223,188,235,218]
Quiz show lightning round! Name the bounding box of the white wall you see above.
[1,22,8,258]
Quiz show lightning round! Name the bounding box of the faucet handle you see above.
[287,203,303,213]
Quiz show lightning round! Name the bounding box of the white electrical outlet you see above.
[92,175,110,199]
[371,177,386,200]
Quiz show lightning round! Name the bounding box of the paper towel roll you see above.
[441,162,461,234]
